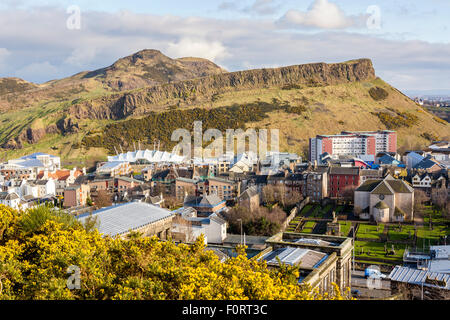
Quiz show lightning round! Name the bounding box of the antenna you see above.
[133,141,137,152]
[138,140,141,151]
[120,145,124,154]
[158,140,160,151]
[114,146,119,156]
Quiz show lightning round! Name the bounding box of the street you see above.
[351,270,392,299]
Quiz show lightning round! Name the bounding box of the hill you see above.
[0,51,448,166]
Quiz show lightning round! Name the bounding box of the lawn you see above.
[308,205,321,218]
[387,224,416,242]
[416,225,450,249]
[356,224,384,240]
[301,221,316,233]
[355,241,406,263]
[339,221,352,237]
[299,204,313,216]
[317,204,333,218]
[335,205,344,214]
[416,207,450,249]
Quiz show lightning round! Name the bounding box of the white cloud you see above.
[65,47,97,67]
[0,48,11,71]
[166,38,230,62]
[0,6,449,91]
[15,61,61,82]
[279,0,359,29]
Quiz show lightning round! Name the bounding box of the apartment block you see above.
[310,131,397,162]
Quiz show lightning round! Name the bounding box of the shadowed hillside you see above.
[0,50,447,166]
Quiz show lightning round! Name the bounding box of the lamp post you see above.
[237,219,243,245]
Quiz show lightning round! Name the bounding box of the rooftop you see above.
[389,266,450,290]
[260,247,328,268]
[76,202,173,237]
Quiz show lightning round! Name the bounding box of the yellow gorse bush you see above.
[0,205,350,300]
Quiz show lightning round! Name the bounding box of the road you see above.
[351,270,392,299]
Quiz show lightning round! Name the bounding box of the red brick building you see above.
[328,167,361,199]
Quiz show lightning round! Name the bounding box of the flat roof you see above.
[261,247,328,268]
[77,202,173,237]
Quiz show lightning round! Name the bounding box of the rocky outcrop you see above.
[56,117,79,134]
[1,123,66,150]
[69,59,376,120]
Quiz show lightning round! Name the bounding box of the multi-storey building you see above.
[328,167,361,199]
[309,131,397,162]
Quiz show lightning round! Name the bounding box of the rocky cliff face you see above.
[69,59,376,120]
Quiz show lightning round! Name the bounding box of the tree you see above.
[262,184,301,210]
[342,186,356,204]
[94,190,112,209]
[223,205,287,236]
[431,187,449,218]
[414,189,429,221]
[0,205,349,300]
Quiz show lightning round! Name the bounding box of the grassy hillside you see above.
[3,77,448,167]
[0,52,448,167]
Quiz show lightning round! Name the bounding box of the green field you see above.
[355,241,406,262]
[299,204,313,215]
[301,221,316,233]
[356,223,384,240]
[387,224,416,242]
[339,221,352,237]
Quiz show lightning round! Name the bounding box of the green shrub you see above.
[373,110,419,129]
[369,87,389,101]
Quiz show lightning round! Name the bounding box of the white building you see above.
[309,131,397,162]
[172,207,228,244]
[2,153,61,173]
[107,149,186,164]
[96,161,131,177]
[405,152,425,170]
[34,179,56,197]
[0,192,21,209]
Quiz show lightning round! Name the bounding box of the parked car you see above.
[364,266,387,279]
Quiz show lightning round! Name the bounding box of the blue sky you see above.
[0,0,449,93]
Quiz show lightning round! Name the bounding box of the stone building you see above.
[184,194,227,217]
[354,174,414,222]
[175,178,199,201]
[207,177,236,200]
[238,186,260,212]
[264,232,353,294]
[76,202,174,239]
[64,184,90,208]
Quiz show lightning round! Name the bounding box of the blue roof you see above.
[15,159,44,168]
[378,154,401,165]
[20,152,58,159]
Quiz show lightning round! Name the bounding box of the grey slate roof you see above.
[329,166,360,175]
[76,202,173,237]
[239,186,259,200]
[389,266,450,290]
